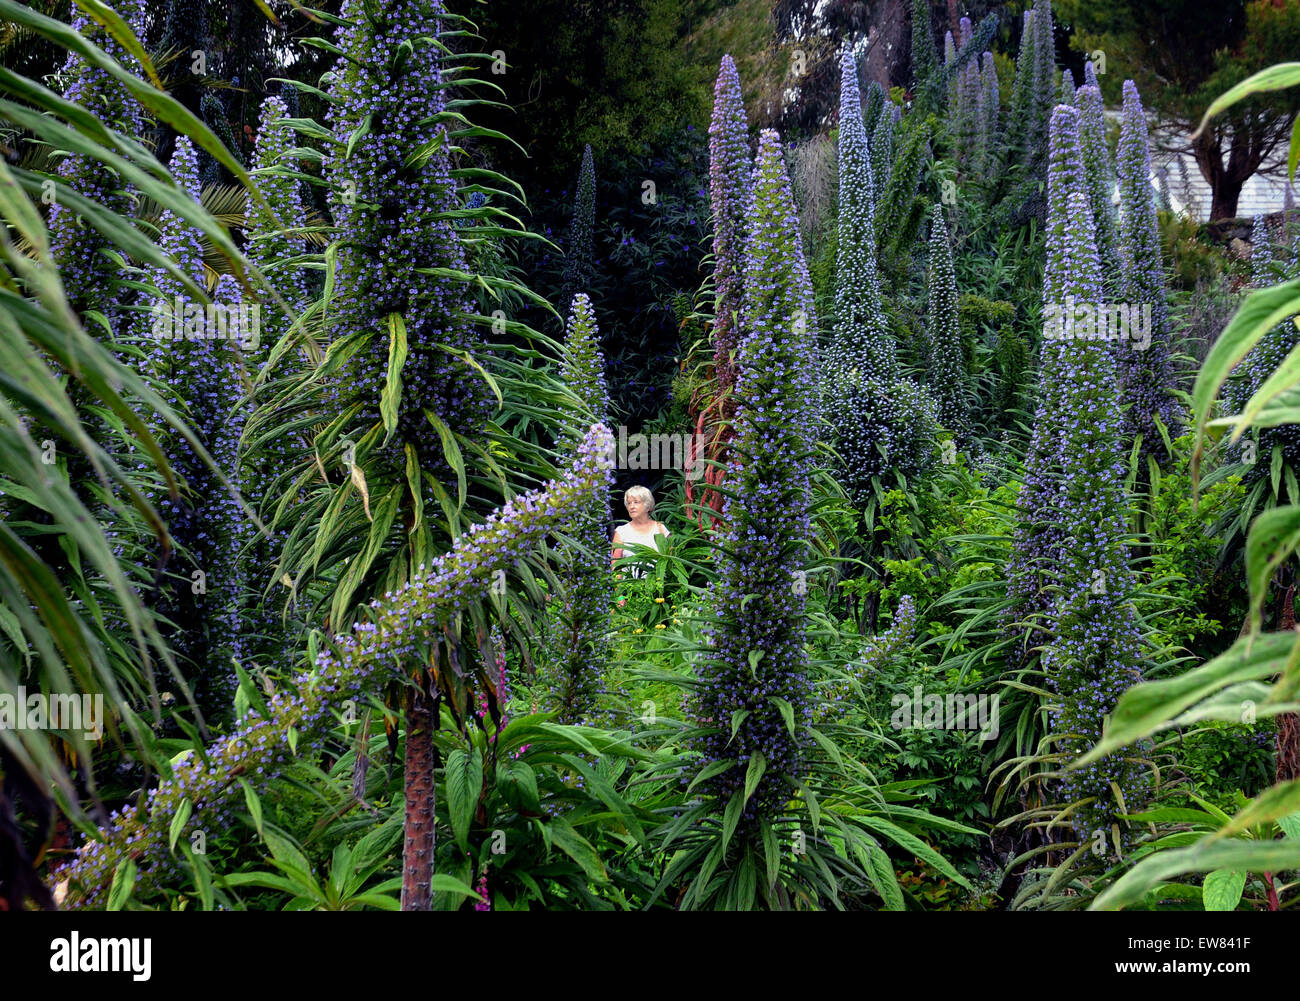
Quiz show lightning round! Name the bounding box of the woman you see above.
[611,486,669,577]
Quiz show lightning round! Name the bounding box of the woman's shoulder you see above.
[655,521,670,536]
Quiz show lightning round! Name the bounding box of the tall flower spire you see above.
[1010,104,1146,839]
[59,426,618,907]
[926,204,970,445]
[327,0,489,475]
[694,129,818,831]
[709,54,752,397]
[1115,79,1179,464]
[560,144,596,312]
[554,293,613,721]
[1075,83,1121,290]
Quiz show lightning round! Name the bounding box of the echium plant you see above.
[1010,105,1147,840]
[1004,1,1056,220]
[910,0,942,113]
[690,53,753,528]
[241,94,313,673]
[1005,9,1037,167]
[553,293,613,722]
[708,54,751,399]
[1232,213,1300,475]
[1075,83,1121,290]
[953,19,982,168]
[559,144,596,315]
[926,203,970,445]
[203,274,252,702]
[57,426,616,908]
[869,102,898,207]
[1116,80,1180,464]
[326,0,490,485]
[826,46,936,501]
[131,137,244,714]
[977,51,1000,174]
[824,45,893,497]
[694,129,819,832]
[245,95,312,360]
[48,0,148,320]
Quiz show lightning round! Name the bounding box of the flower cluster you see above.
[1009,105,1147,839]
[693,129,819,830]
[825,46,937,501]
[708,55,751,398]
[243,94,313,673]
[246,95,313,345]
[560,145,596,312]
[977,52,1000,174]
[1074,82,1121,291]
[947,17,983,169]
[869,102,898,207]
[926,203,971,445]
[553,294,613,721]
[1059,68,1075,107]
[326,0,489,473]
[59,425,616,907]
[125,138,247,715]
[1233,213,1300,471]
[48,0,147,320]
[1003,2,1056,221]
[817,595,917,717]
[1115,80,1180,464]
[909,0,942,113]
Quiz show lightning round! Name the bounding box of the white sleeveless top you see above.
[616,522,668,578]
[617,522,669,550]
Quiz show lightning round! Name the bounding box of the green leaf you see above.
[106,858,137,911]
[857,815,971,889]
[168,798,192,854]
[720,787,744,854]
[1192,276,1300,487]
[445,747,483,856]
[423,410,467,515]
[742,751,767,804]
[428,873,483,900]
[864,841,905,911]
[1194,63,1300,138]
[769,696,797,737]
[1077,631,1300,764]
[548,818,607,883]
[1245,506,1300,635]
[1094,839,1300,910]
[1210,779,1300,841]
[380,313,408,445]
[1202,869,1247,912]
[239,778,264,838]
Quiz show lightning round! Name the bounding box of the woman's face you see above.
[625,494,647,519]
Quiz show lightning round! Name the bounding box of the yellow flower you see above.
[633,628,644,634]
[654,597,665,603]
[654,623,666,629]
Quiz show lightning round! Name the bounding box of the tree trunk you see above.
[1209,177,1245,223]
[1193,124,1269,222]
[400,681,438,911]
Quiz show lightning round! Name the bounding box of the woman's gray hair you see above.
[624,485,655,514]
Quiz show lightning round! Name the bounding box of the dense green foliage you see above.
[5,0,1300,918]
